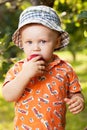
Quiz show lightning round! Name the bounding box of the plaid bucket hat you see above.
[12,5,69,50]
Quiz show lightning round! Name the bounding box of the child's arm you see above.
[2,56,45,102]
[64,92,85,114]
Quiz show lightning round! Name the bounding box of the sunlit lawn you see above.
[0,50,87,130]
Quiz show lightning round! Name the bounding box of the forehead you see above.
[20,23,60,36]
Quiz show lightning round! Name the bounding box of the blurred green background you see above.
[0,0,87,130]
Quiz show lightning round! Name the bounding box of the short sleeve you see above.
[67,66,81,93]
[3,61,23,86]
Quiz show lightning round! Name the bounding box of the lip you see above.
[27,54,44,61]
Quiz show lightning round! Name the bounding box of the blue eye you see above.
[40,40,46,44]
[27,41,32,44]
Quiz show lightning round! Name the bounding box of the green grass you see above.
[0,83,14,130]
[0,51,87,130]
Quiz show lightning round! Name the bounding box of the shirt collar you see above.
[45,54,61,71]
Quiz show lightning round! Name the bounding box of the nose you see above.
[33,43,41,51]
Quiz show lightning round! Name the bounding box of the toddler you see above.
[2,5,85,130]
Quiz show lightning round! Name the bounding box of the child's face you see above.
[21,24,60,62]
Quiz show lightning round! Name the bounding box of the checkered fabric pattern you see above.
[12,5,69,50]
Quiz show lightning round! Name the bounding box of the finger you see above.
[69,105,83,114]
[38,65,45,71]
[70,109,82,114]
[69,100,83,111]
[37,69,45,76]
[69,103,81,110]
[37,60,46,65]
[69,97,84,109]
[64,98,70,104]
[68,101,80,109]
[64,98,75,105]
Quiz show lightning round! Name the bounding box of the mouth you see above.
[27,54,44,61]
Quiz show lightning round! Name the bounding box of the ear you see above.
[54,36,61,50]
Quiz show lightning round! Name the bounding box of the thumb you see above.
[64,98,70,104]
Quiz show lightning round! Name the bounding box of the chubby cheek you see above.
[23,46,31,57]
[42,49,54,61]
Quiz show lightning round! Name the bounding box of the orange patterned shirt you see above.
[3,55,81,130]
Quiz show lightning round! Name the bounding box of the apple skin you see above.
[27,54,44,61]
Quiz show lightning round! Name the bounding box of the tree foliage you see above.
[0,0,87,80]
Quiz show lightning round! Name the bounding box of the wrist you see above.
[20,69,32,82]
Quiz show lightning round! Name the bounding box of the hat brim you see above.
[12,19,69,50]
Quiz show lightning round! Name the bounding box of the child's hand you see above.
[22,55,46,78]
[64,96,85,114]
